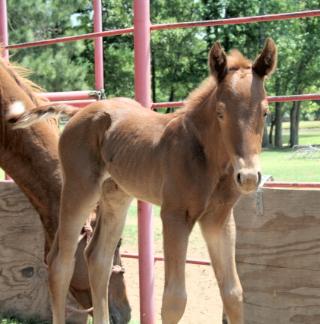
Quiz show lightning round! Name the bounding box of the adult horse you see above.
[0,54,131,323]
[7,38,277,324]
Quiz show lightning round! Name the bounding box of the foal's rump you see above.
[6,97,168,203]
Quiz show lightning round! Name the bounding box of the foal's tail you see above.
[5,100,79,129]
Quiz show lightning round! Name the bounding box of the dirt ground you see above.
[121,214,223,324]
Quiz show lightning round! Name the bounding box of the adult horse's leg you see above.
[47,178,101,324]
[85,179,132,324]
[160,207,195,324]
[199,209,243,324]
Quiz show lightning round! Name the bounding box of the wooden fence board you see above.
[1,182,320,323]
[235,188,320,323]
[0,181,86,323]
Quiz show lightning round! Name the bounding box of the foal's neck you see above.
[184,78,229,173]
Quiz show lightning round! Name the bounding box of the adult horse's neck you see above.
[0,60,61,248]
[184,77,229,176]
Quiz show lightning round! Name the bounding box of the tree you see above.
[8,0,93,91]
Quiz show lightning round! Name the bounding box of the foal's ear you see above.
[208,42,228,82]
[253,38,277,77]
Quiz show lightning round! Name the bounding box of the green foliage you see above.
[7,0,93,91]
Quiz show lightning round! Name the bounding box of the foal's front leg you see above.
[161,207,195,324]
[199,209,243,324]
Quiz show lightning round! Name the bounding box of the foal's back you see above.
[60,97,180,204]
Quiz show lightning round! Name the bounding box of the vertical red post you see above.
[93,0,104,90]
[0,0,9,60]
[0,0,10,180]
[134,1,155,323]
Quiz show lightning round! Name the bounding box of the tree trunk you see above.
[165,87,175,114]
[274,102,282,148]
[151,47,156,103]
[269,117,275,146]
[289,101,301,147]
[262,121,269,148]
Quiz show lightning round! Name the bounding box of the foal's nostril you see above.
[257,172,262,186]
[237,173,242,185]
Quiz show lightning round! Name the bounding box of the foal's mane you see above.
[185,50,252,110]
[0,49,45,107]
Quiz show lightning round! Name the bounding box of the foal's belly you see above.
[105,161,163,206]
[101,125,164,206]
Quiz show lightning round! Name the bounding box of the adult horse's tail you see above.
[5,100,79,129]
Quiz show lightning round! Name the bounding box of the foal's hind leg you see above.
[47,178,101,324]
[85,179,132,324]
[199,209,243,324]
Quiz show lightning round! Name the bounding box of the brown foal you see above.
[7,39,277,324]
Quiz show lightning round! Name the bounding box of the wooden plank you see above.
[0,181,86,322]
[235,188,320,323]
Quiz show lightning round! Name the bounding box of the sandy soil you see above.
[121,215,223,324]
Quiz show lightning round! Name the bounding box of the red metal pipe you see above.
[152,93,320,110]
[267,93,320,102]
[134,1,155,323]
[151,10,320,31]
[6,10,320,51]
[0,0,9,60]
[42,93,320,110]
[263,182,320,189]
[122,253,211,266]
[42,92,320,109]
[93,0,104,91]
[6,27,134,50]
[42,91,94,101]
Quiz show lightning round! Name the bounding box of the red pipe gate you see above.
[1,1,320,323]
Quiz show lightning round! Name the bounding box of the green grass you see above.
[261,122,320,182]
[261,148,320,182]
[0,315,49,324]
[282,120,320,129]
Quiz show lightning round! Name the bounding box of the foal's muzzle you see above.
[235,169,261,193]
[233,156,261,194]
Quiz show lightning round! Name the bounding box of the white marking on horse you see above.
[231,72,240,95]
[7,100,26,119]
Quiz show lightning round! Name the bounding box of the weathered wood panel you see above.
[0,181,86,323]
[235,188,320,324]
